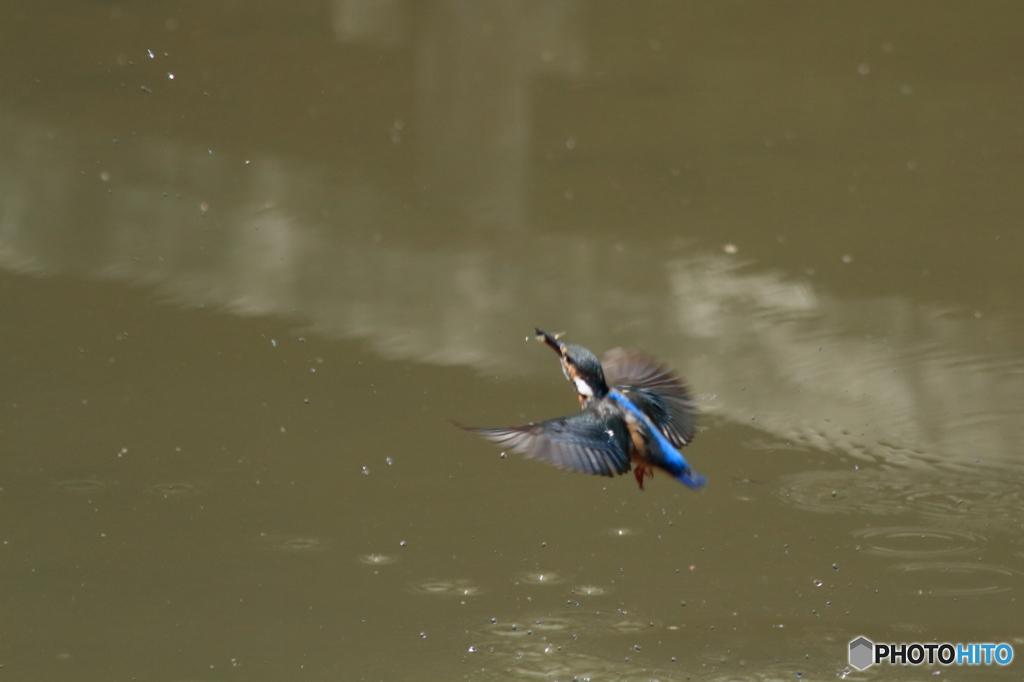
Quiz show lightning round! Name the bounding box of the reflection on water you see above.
[1,102,1021,482]
[776,468,1024,532]
[1,4,1022,680]
[0,110,1020,682]
[414,0,585,225]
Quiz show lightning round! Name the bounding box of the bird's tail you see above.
[676,469,707,489]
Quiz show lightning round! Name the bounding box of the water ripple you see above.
[572,584,610,596]
[145,481,206,497]
[519,571,565,585]
[470,611,689,681]
[410,579,483,597]
[53,477,117,494]
[888,561,1023,596]
[249,534,334,552]
[851,526,986,558]
[776,468,1024,530]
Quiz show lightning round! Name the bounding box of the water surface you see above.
[1,2,1022,680]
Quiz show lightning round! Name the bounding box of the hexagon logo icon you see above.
[849,636,874,670]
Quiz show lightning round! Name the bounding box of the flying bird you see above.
[459,329,705,489]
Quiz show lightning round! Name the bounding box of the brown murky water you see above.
[1,2,1022,680]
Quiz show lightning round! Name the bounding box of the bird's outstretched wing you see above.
[602,348,697,447]
[459,411,633,477]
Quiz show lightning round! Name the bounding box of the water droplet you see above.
[520,571,564,585]
[277,537,329,552]
[361,466,370,475]
[573,584,607,596]
[813,580,823,587]
[607,527,638,537]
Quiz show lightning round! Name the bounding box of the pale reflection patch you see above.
[0,104,1021,476]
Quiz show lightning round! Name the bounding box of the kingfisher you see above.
[459,329,705,490]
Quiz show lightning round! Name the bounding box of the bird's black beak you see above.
[535,328,566,357]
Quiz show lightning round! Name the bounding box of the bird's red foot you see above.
[633,466,654,490]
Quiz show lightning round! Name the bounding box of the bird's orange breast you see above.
[625,415,649,466]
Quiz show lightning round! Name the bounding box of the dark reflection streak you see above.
[414,0,585,226]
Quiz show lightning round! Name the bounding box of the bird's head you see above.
[535,328,609,400]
